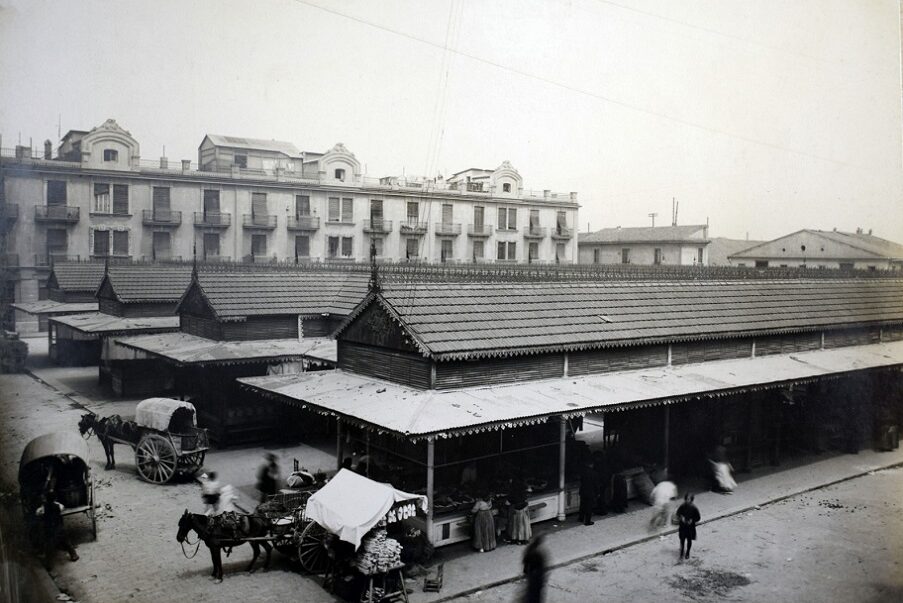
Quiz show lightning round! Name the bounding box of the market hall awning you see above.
[114,332,337,367]
[238,340,903,439]
[49,312,179,337]
[12,300,98,316]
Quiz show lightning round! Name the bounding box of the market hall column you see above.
[336,418,344,472]
[558,415,567,521]
[426,438,435,545]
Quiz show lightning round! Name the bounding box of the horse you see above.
[176,510,273,582]
[78,413,121,470]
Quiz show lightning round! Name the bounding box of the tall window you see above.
[93,229,129,257]
[251,192,267,216]
[370,237,384,257]
[47,180,67,206]
[370,199,384,225]
[529,209,540,233]
[593,249,601,264]
[406,201,419,224]
[621,248,630,264]
[93,230,109,257]
[251,234,267,256]
[556,243,566,263]
[440,239,453,262]
[203,190,221,216]
[472,240,484,261]
[528,242,539,262]
[497,241,516,261]
[47,229,67,259]
[296,194,311,217]
[93,183,111,213]
[203,233,220,259]
[341,237,353,257]
[153,187,171,219]
[654,248,663,265]
[328,197,353,222]
[328,236,340,258]
[113,184,129,214]
[152,231,171,259]
[697,247,704,265]
[295,235,310,258]
[441,204,453,225]
[497,207,516,230]
[405,238,419,259]
[556,211,568,234]
[473,206,484,227]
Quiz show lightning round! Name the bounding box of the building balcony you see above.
[434,222,462,236]
[362,219,393,234]
[90,253,132,261]
[201,254,231,263]
[241,254,278,263]
[35,205,80,223]
[496,226,519,235]
[242,214,277,230]
[523,226,547,239]
[467,224,492,237]
[1,253,19,267]
[551,227,574,240]
[193,212,232,228]
[287,216,320,231]
[1,203,18,223]
[399,221,429,235]
[142,209,182,227]
[324,219,355,227]
[34,253,80,267]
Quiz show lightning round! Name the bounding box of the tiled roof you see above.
[48,262,105,293]
[347,279,903,360]
[104,264,193,303]
[579,225,708,245]
[188,268,371,320]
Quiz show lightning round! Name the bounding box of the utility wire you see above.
[289,0,862,170]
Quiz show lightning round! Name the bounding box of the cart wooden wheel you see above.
[89,477,97,540]
[297,521,331,574]
[135,433,177,484]
[177,451,206,475]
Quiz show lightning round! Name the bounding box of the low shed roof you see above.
[239,340,903,439]
[115,332,336,366]
[49,312,179,336]
[101,263,193,303]
[48,262,105,293]
[11,300,98,316]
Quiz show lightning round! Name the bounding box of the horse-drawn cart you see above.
[19,431,97,540]
[79,398,209,484]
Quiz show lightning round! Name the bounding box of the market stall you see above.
[302,469,427,602]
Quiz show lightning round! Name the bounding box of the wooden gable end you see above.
[96,278,117,303]
[179,282,216,319]
[340,301,419,354]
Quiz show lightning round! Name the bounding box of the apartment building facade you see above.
[1,119,580,330]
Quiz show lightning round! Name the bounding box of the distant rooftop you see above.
[579,225,709,245]
[731,229,903,260]
[203,134,303,158]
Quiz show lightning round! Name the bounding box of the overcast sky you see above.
[1,0,901,242]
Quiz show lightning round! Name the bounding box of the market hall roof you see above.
[729,229,903,261]
[114,332,336,366]
[239,340,903,439]
[47,261,106,293]
[335,279,903,360]
[178,267,371,321]
[99,263,193,304]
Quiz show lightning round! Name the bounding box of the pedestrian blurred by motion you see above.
[649,479,677,529]
[676,493,701,560]
[709,445,737,494]
[256,452,280,503]
[522,533,548,603]
[577,459,598,526]
[200,471,222,515]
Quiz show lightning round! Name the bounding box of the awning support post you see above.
[558,416,567,521]
[365,430,371,478]
[663,405,670,471]
[426,438,435,545]
[336,418,344,472]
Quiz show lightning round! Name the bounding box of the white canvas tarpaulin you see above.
[135,398,197,432]
[304,469,427,549]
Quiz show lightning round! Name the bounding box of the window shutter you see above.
[341,198,353,222]
[113,185,129,214]
[370,199,383,221]
[153,187,170,210]
[296,235,310,257]
[474,206,484,227]
[497,207,506,230]
[508,208,517,229]
[497,241,506,260]
[328,198,340,221]
[557,211,567,230]
[442,204,453,224]
[251,192,267,217]
[93,230,109,256]
[297,195,311,217]
[47,181,67,205]
[203,190,220,214]
[529,210,539,228]
[341,236,353,256]
[407,202,419,222]
[203,233,220,257]
[113,231,129,256]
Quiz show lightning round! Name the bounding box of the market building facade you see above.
[239,276,903,547]
[1,119,581,334]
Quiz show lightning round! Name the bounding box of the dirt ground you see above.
[458,467,903,603]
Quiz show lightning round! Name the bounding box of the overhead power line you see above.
[290,0,861,170]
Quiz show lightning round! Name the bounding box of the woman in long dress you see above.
[506,479,532,544]
[471,494,496,552]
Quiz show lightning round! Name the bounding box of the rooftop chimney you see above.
[44,140,52,160]
[160,156,168,169]
[868,229,872,236]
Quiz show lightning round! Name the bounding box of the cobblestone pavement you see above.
[0,373,342,603]
[456,467,903,603]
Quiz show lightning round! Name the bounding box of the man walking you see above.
[256,452,280,503]
[577,460,598,526]
[675,493,701,560]
[522,533,548,603]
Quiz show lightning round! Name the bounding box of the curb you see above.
[426,458,903,603]
[25,368,91,411]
